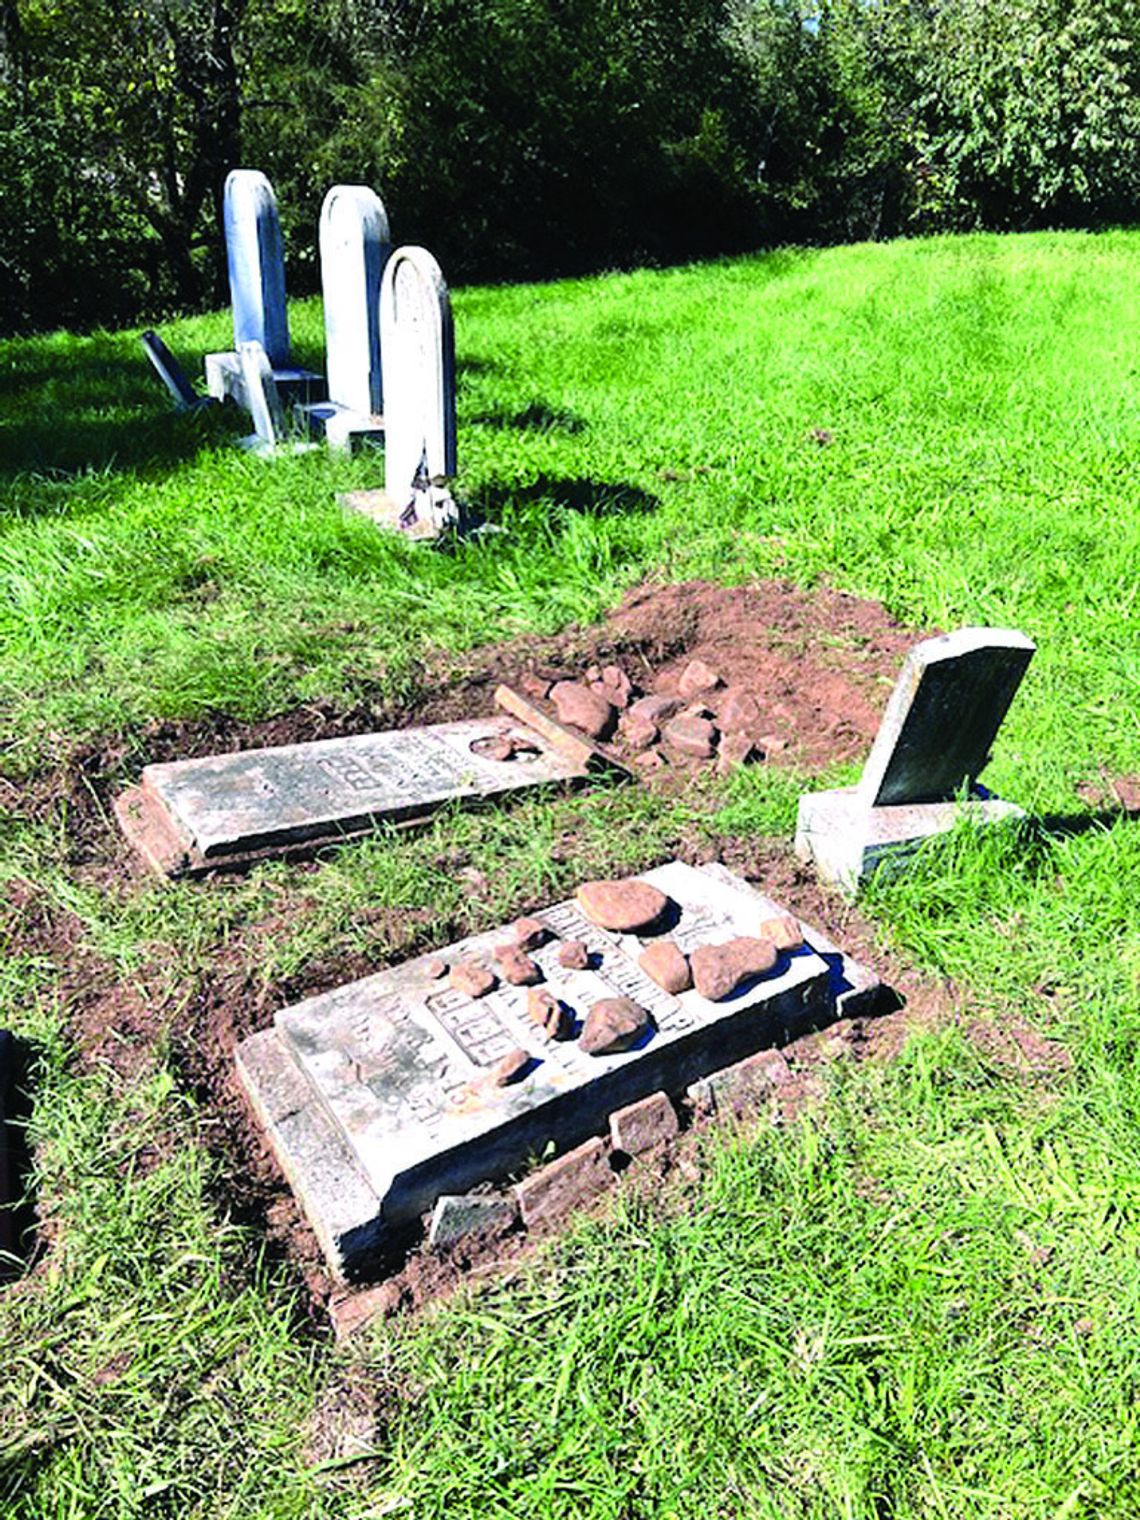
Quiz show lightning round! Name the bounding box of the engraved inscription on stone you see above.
[140,715,584,859]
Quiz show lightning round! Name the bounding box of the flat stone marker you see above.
[301,185,389,452]
[796,627,1035,894]
[205,169,321,409]
[115,692,611,877]
[373,245,458,535]
[237,860,839,1278]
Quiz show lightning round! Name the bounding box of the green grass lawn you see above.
[2,230,1140,1518]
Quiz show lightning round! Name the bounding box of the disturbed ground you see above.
[0,579,1081,1329]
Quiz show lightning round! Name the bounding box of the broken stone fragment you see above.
[450,961,497,999]
[576,878,670,933]
[520,672,554,701]
[579,996,652,1055]
[677,658,724,699]
[425,957,448,980]
[717,732,761,775]
[628,693,684,725]
[759,732,789,754]
[618,711,658,750]
[513,916,550,951]
[718,687,762,732]
[633,750,667,771]
[638,939,692,995]
[550,681,617,740]
[526,987,573,1040]
[690,937,779,1001]
[491,1046,532,1086]
[609,1091,679,1155]
[557,939,591,970]
[589,664,634,709]
[757,913,804,952]
[663,714,719,759]
[495,947,543,986]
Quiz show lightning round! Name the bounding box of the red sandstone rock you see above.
[718,687,762,732]
[663,714,718,759]
[690,937,778,1001]
[618,711,658,750]
[514,1137,613,1227]
[638,939,692,995]
[527,987,572,1040]
[579,996,652,1055]
[609,1091,679,1155]
[633,750,667,771]
[557,939,591,970]
[757,913,804,952]
[717,733,761,775]
[520,672,554,700]
[495,946,542,986]
[513,916,550,951]
[629,694,683,725]
[576,878,670,933]
[550,681,616,739]
[677,658,724,698]
[450,961,497,998]
[590,664,634,709]
[491,1046,532,1086]
[425,957,448,979]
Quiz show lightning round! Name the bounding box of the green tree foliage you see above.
[1,0,1139,332]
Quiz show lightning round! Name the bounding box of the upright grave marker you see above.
[237,860,864,1278]
[205,170,320,408]
[378,245,458,532]
[795,627,1036,894]
[301,186,390,451]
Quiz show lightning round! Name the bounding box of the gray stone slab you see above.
[205,351,323,408]
[223,169,290,367]
[141,330,211,412]
[858,627,1035,807]
[243,861,834,1276]
[136,714,593,865]
[427,1193,517,1250]
[320,185,389,421]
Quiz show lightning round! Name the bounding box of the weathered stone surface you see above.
[687,1047,792,1116]
[758,913,804,952]
[633,750,667,771]
[690,937,778,1001]
[491,1046,532,1086]
[520,672,554,701]
[329,1280,405,1339]
[759,732,788,754]
[495,947,542,987]
[243,861,834,1277]
[718,688,762,732]
[609,1091,679,1155]
[557,939,591,970]
[638,940,692,995]
[513,916,550,951]
[619,711,658,750]
[663,715,718,759]
[123,715,589,874]
[450,961,497,998]
[629,694,684,725]
[526,988,572,1040]
[580,997,651,1056]
[550,682,617,740]
[319,184,388,427]
[678,659,723,699]
[514,1137,614,1228]
[576,878,670,933]
[425,958,448,979]
[428,1192,518,1250]
[589,665,634,709]
[717,733,760,775]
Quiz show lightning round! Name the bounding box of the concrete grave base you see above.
[336,489,446,540]
[794,783,1025,897]
[301,400,385,453]
[205,351,323,409]
[237,861,887,1281]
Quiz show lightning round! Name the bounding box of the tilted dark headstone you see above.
[141,330,214,412]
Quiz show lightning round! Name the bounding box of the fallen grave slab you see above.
[237,860,883,1280]
[116,691,612,877]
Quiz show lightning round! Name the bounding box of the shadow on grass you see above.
[470,401,587,435]
[1,1029,36,1282]
[473,473,661,524]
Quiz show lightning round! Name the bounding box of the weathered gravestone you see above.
[141,330,216,413]
[115,689,611,877]
[362,245,458,534]
[237,860,879,1278]
[795,626,1036,894]
[300,186,390,452]
[205,170,320,408]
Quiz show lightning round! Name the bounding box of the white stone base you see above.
[204,351,323,408]
[795,785,1025,897]
[297,398,384,453]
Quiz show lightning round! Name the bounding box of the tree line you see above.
[2,0,1139,334]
